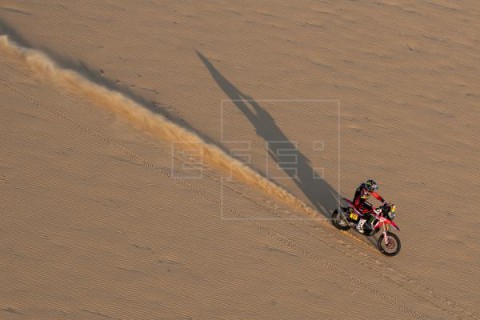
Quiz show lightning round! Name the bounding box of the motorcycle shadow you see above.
[365,234,380,248]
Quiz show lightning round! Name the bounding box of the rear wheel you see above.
[331,209,350,230]
[377,232,401,256]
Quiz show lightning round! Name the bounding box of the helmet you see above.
[365,179,378,192]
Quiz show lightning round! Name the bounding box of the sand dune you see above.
[1,1,480,319]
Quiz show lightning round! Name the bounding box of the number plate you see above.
[349,212,358,221]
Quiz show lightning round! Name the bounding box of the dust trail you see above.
[0,35,321,218]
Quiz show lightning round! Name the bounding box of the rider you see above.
[354,179,385,233]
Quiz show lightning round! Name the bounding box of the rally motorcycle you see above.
[331,198,401,256]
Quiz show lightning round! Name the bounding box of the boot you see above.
[356,218,366,233]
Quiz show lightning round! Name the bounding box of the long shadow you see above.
[197,51,340,218]
[0,20,221,147]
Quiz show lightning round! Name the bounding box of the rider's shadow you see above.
[197,51,340,219]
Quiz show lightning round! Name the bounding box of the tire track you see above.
[297,220,480,320]
[212,162,479,319]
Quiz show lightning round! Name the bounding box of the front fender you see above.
[390,220,400,231]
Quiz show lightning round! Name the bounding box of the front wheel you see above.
[377,232,401,256]
[331,209,350,230]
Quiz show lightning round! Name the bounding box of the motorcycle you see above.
[331,198,401,256]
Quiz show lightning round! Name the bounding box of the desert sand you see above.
[1,1,480,319]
